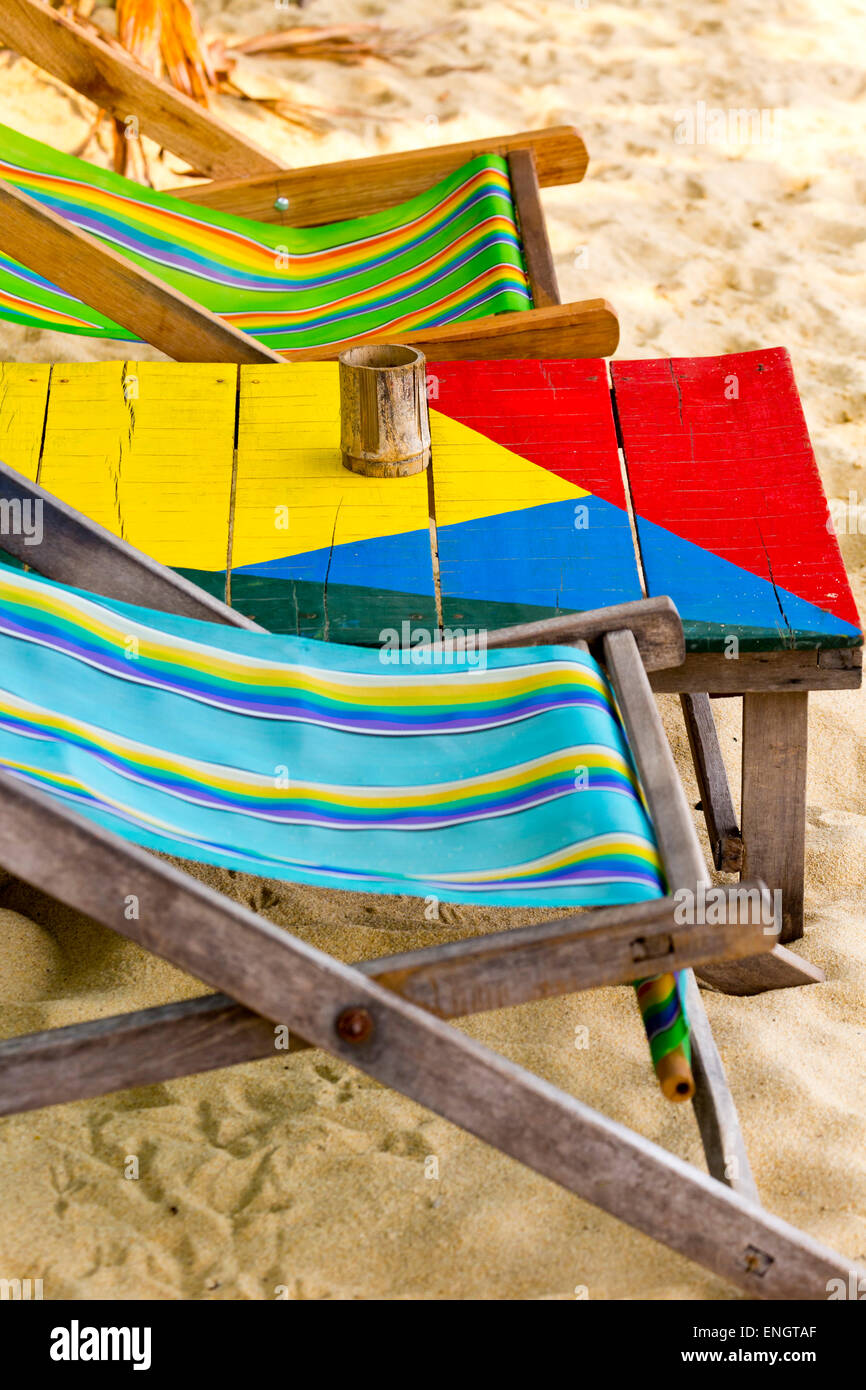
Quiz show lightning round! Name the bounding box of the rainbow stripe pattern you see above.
[0,562,692,1093]
[0,124,531,350]
[635,973,693,1098]
[0,562,664,905]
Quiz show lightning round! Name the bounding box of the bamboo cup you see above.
[339,344,431,477]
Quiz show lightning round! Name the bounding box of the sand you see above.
[0,0,864,1300]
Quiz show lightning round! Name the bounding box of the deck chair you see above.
[0,461,859,1300]
[0,3,616,364]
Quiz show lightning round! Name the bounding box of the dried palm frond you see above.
[221,22,453,67]
[37,3,439,179]
[116,0,217,107]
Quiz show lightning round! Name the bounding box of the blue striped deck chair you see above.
[0,458,856,1299]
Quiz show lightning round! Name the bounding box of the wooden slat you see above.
[0,457,259,628]
[507,150,560,308]
[0,0,280,179]
[472,596,684,672]
[0,770,856,1299]
[612,349,862,650]
[285,300,620,364]
[0,180,285,365]
[604,629,709,891]
[0,362,51,481]
[681,692,744,872]
[741,692,809,943]
[35,362,238,574]
[175,128,589,225]
[0,893,774,1117]
[650,647,862,694]
[231,363,434,639]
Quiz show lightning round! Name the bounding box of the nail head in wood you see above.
[336,1007,374,1044]
[339,344,431,477]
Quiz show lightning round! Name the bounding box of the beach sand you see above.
[0,0,864,1299]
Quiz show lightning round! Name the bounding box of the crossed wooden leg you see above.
[0,770,858,1300]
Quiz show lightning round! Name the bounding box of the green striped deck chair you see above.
[0,119,617,366]
[0,458,858,1300]
[0,1,616,363]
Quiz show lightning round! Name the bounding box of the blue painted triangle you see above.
[234,525,435,597]
[436,496,642,610]
[637,516,861,640]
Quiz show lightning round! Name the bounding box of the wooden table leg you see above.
[741,691,809,944]
[680,693,744,872]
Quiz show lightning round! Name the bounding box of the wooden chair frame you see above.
[0,460,858,1298]
[0,0,618,362]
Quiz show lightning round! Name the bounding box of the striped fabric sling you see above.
[0,562,690,1093]
[0,123,531,351]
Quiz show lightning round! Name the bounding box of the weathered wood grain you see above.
[478,596,684,672]
[697,943,823,996]
[0,0,280,179]
[0,770,857,1299]
[0,892,774,1117]
[230,360,434,639]
[285,300,620,363]
[507,150,560,308]
[339,344,431,477]
[681,693,744,871]
[606,629,822,995]
[612,349,863,651]
[427,358,640,628]
[0,363,51,481]
[683,971,758,1201]
[0,180,285,365]
[0,458,261,628]
[175,128,589,225]
[741,692,809,943]
[649,647,862,694]
[35,362,238,573]
[601,627,759,1191]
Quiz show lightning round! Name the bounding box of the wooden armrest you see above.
[174,127,589,226]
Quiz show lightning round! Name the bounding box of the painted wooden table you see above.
[0,348,861,946]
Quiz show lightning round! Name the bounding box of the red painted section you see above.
[428,358,628,510]
[611,348,861,630]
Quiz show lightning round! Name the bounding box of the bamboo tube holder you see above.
[338,344,432,477]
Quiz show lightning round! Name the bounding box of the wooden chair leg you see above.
[0,890,773,1117]
[0,770,857,1299]
[603,629,757,1188]
[741,692,809,944]
[684,972,757,1199]
[681,693,744,872]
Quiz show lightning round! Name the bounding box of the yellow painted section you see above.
[0,363,51,481]
[430,412,588,528]
[231,363,430,569]
[0,360,589,578]
[231,363,587,568]
[38,362,236,570]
